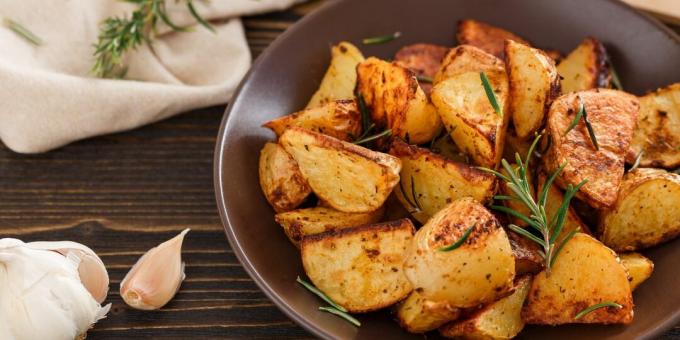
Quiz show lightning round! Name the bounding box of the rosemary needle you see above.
[628,151,644,173]
[438,224,476,252]
[574,302,622,319]
[362,31,401,45]
[564,98,585,136]
[3,19,42,46]
[581,102,599,151]
[416,75,433,83]
[353,129,391,145]
[480,72,503,116]
[296,276,347,312]
[319,306,361,327]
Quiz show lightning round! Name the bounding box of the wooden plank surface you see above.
[0,1,678,338]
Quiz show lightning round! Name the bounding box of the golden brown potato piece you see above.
[505,40,561,139]
[542,89,639,209]
[389,139,496,223]
[394,43,449,95]
[557,37,611,93]
[522,233,633,325]
[300,219,415,313]
[258,142,311,212]
[357,57,442,144]
[536,172,593,236]
[439,275,532,339]
[599,168,680,251]
[498,164,533,228]
[626,83,680,168]
[434,45,505,85]
[263,99,361,141]
[274,206,384,246]
[395,291,461,333]
[306,42,365,108]
[404,198,515,308]
[431,66,510,168]
[456,19,530,59]
[280,127,401,213]
[619,252,654,290]
[508,231,544,275]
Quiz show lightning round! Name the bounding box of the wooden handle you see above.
[621,0,680,25]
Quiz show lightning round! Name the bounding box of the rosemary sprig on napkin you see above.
[92,0,213,78]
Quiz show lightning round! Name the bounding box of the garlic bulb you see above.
[120,229,189,310]
[0,238,110,340]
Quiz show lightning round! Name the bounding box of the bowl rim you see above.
[214,0,680,338]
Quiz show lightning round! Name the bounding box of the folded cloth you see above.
[0,0,301,153]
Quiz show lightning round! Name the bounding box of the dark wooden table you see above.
[0,1,678,338]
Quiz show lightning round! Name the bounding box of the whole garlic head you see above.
[0,238,110,340]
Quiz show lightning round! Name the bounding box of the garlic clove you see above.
[120,228,190,310]
[27,241,110,304]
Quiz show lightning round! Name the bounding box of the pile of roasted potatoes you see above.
[258,19,680,338]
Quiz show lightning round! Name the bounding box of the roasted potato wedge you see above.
[543,90,639,209]
[280,127,401,213]
[395,291,461,333]
[619,252,654,290]
[599,168,680,251]
[522,233,633,325]
[456,19,529,59]
[300,219,415,312]
[259,142,311,212]
[263,99,361,141]
[508,231,544,275]
[394,43,449,95]
[306,42,365,108]
[357,57,442,144]
[499,164,533,228]
[275,206,384,246]
[536,172,593,236]
[434,45,505,85]
[431,66,510,168]
[389,139,496,223]
[626,83,680,168]
[557,37,611,93]
[439,275,532,339]
[404,198,515,308]
[505,40,561,139]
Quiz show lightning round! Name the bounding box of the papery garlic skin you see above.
[120,228,189,310]
[0,238,110,340]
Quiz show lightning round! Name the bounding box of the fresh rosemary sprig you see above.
[3,18,42,46]
[92,0,213,78]
[362,31,401,45]
[399,175,422,213]
[479,134,587,276]
[480,72,503,116]
[574,301,622,319]
[297,276,360,327]
[438,224,476,252]
[416,75,433,83]
[353,129,392,145]
[628,150,644,173]
[564,98,585,136]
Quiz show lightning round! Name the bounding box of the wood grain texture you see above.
[0,1,677,338]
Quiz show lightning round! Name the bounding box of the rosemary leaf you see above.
[398,177,419,210]
[319,306,361,327]
[574,301,622,319]
[610,65,623,90]
[564,98,585,136]
[353,129,391,145]
[3,19,42,46]
[410,175,422,211]
[297,276,347,312]
[581,102,599,150]
[356,93,371,133]
[628,151,644,173]
[480,72,503,116]
[549,228,578,267]
[416,75,433,83]
[438,224,476,252]
[187,0,215,32]
[508,224,544,246]
[362,31,401,45]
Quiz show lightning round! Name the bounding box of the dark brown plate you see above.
[214,0,680,338]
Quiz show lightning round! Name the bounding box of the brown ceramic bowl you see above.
[214,0,680,338]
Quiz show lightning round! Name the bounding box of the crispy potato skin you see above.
[258,142,311,212]
[404,198,515,308]
[263,99,362,141]
[434,45,505,85]
[395,291,461,333]
[456,19,530,60]
[280,127,401,213]
[626,83,680,168]
[599,168,680,251]
[394,43,449,95]
[300,219,415,313]
[357,57,442,144]
[557,37,611,93]
[536,172,593,236]
[306,42,365,108]
[522,233,633,325]
[275,206,384,246]
[505,40,561,139]
[543,89,639,209]
[439,275,532,339]
[619,252,654,291]
[508,230,544,275]
[389,139,496,223]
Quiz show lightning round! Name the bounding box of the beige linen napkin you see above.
[0,0,301,153]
